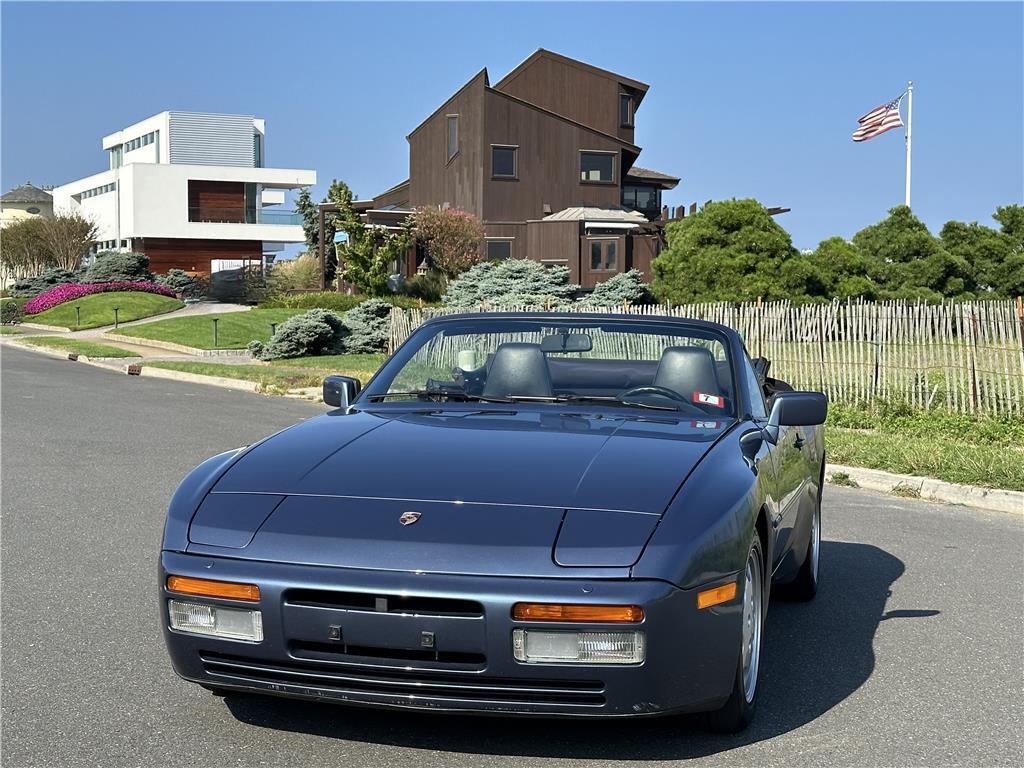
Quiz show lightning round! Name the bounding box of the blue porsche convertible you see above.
[160,313,827,732]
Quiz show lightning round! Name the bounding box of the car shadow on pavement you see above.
[224,541,936,760]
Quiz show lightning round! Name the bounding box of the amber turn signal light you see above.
[697,582,737,609]
[166,575,260,602]
[512,603,644,623]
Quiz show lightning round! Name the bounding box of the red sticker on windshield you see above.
[694,391,725,408]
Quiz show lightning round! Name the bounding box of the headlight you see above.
[512,629,644,664]
[168,600,263,642]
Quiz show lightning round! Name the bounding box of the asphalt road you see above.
[2,346,1022,768]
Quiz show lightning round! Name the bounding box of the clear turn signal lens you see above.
[512,628,644,664]
[168,600,263,642]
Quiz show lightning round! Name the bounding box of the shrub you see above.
[155,269,204,299]
[579,270,652,307]
[342,298,391,353]
[267,254,321,294]
[413,207,484,278]
[23,281,176,314]
[85,251,153,283]
[401,270,446,303]
[252,309,348,360]
[261,291,366,313]
[8,268,80,298]
[1,299,24,325]
[443,259,578,308]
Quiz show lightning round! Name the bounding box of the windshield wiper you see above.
[367,390,512,403]
[502,394,680,412]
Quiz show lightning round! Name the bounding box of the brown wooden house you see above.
[353,50,681,288]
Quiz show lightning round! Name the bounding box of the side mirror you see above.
[323,375,361,409]
[765,391,827,442]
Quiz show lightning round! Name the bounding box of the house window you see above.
[580,151,615,183]
[486,239,513,260]
[620,94,633,127]
[254,132,263,167]
[446,115,459,161]
[26,207,40,215]
[589,239,618,271]
[491,145,518,179]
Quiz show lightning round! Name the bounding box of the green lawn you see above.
[28,292,184,330]
[116,309,298,349]
[144,353,384,393]
[825,403,1024,491]
[19,336,139,358]
[1,326,23,335]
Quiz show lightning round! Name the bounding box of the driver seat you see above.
[483,343,553,399]
[653,346,722,400]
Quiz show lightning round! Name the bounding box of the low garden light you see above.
[113,307,119,329]
[212,317,219,347]
[75,305,81,328]
[270,323,277,336]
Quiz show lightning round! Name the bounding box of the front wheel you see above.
[705,536,764,733]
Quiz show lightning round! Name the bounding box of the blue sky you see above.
[2,1,1021,251]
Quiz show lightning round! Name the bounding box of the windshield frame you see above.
[357,313,744,417]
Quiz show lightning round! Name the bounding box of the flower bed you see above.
[23,281,177,315]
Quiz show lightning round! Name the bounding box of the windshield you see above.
[362,317,737,417]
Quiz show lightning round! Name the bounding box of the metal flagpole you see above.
[904,81,913,207]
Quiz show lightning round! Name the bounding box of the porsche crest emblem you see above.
[399,511,422,526]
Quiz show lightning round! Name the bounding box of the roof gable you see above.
[493,49,649,105]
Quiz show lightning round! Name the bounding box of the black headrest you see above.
[482,343,553,399]
[654,346,721,399]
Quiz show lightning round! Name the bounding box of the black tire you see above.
[788,472,822,602]
[705,536,765,734]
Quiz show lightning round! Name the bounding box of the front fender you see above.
[632,425,771,589]
[161,448,247,551]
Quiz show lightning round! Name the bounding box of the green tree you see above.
[651,199,807,303]
[992,204,1024,296]
[295,181,354,285]
[811,237,878,299]
[852,205,972,301]
[939,220,1009,295]
[330,180,411,297]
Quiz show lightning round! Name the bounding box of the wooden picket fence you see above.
[388,298,1024,417]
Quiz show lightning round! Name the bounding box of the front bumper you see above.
[160,551,740,717]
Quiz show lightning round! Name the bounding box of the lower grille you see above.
[200,653,606,707]
[292,641,486,667]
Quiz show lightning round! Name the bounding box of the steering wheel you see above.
[618,385,705,414]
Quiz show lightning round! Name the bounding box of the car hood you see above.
[186,408,732,576]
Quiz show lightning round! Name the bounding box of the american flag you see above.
[852,96,904,142]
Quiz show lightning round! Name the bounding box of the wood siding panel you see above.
[495,55,635,143]
[482,90,622,223]
[408,71,487,217]
[630,234,661,279]
[483,223,527,261]
[136,237,262,275]
[188,181,245,223]
[526,220,581,282]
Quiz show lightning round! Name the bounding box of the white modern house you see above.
[50,111,315,275]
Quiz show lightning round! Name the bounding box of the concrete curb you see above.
[4,340,141,368]
[826,463,1023,515]
[102,332,251,358]
[21,322,72,332]
[130,365,260,392]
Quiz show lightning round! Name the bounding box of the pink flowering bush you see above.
[23,281,177,315]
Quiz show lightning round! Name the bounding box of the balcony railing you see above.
[188,207,303,226]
